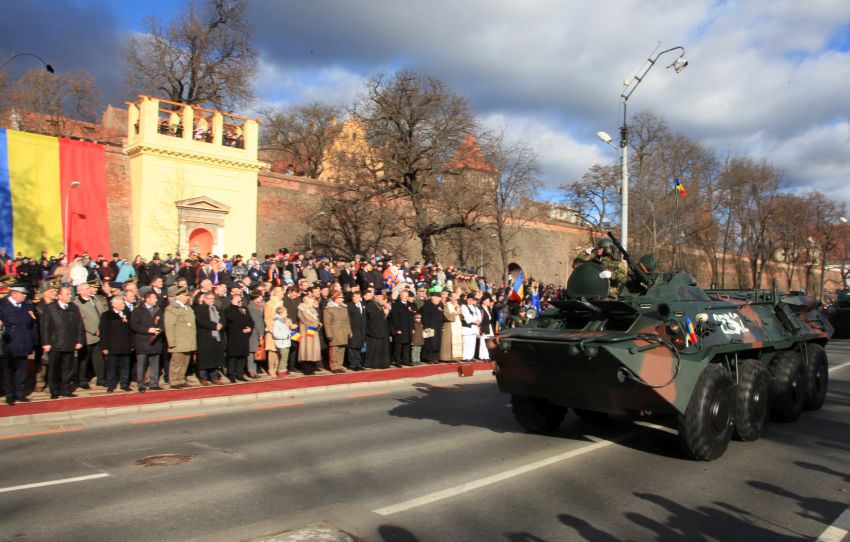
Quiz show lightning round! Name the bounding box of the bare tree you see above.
[482,134,543,275]
[357,70,477,263]
[561,164,619,236]
[806,191,845,297]
[1,68,101,134]
[123,0,257,110]
[260,103,344,179]
[313,153,406,258]
[770,194,813,290]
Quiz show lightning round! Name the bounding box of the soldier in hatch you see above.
[572,238,628,297]
[623,254,658,296]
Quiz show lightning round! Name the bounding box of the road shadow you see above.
[747,480,846,525]
[793,460,850,482]
[377,524,419,541]
[389,382,691,460]
[557,489,811,541]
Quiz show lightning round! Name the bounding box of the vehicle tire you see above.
[769,350,807,422]
[677,363,734,461]
[511,394,567,434]
[732,359,769,442]
[803,344,828,411]
[573,408,614,427]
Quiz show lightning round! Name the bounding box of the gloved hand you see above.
[599,270,612,279]
[585,247,593,255]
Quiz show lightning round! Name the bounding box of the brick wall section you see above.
[104,145,132,257]
[257,171,329,256]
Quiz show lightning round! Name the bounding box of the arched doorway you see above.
[189,227,214,257]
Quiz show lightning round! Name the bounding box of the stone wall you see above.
[104,145,132,257]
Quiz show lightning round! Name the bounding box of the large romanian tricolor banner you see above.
[0,128,110,258]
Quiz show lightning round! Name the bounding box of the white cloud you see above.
[247,0,850,203]
[480,112,610,189]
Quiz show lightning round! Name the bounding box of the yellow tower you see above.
[125,96,263,258]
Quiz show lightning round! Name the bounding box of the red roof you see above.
[445,134,496,174]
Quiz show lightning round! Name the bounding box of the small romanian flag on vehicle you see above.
[306,326,318,337]
[291,331,302,342]
[686,317,698,344]
[674,177,687,198]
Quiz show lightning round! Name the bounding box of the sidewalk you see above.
[0,361,494,425]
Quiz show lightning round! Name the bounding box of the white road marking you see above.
[372,433,634,516]
[828,361,850,373]
[817,506,850,542]
[0,473,110,494]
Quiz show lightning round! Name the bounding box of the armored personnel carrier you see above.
[491,235,833,460]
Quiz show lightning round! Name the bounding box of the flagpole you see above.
[674,192,681,269]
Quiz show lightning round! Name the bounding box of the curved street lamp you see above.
[0,53,54,73]
[597,45,688,251]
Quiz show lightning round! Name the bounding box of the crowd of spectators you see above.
[0,246,555,406]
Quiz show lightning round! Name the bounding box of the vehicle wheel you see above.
[511,394,567,434]
[803,344,828,411]
[677,364,734,461]
[770,350,807,422]
[732,359,769,441]
[573,408,614,427]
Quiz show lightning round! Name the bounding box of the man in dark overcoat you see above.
[41,286,85,398]
[98,296,133,392]
[1,285,38,404]
[419,290,444,363]
[346,290,367,371]
[130,290,164,392]
[364,290,390,369]
[222,292,253,382]
[389,290,414,366]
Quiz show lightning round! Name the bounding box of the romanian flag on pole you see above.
[0,128,110,257]
[508,270,524,303]
[674,177,687,198]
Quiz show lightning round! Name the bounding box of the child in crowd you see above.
[411,312,424,365]
[272,306,294,377]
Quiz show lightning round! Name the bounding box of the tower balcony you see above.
[125,95,259,160]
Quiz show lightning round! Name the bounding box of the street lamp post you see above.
[841,216,848,290]
[64,181,80,257]
[596,46,688,251]
[0,53,55,73]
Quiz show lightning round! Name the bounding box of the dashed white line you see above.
[828,361,850,373]
[817,506,850,542]
[0,473,110,494]
[372,433,633,516]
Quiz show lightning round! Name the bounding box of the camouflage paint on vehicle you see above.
[491,263,833,417]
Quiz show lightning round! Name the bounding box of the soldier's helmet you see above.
[638,254,657,274]
[595,238,614,254]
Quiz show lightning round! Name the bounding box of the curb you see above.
[0,370,493,428]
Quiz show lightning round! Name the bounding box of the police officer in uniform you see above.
[1,284,38,405]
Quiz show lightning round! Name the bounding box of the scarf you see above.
[209,304,221,341]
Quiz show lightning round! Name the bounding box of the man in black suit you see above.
[40,286,85,398]
[130,290,164,392]
[389,290,414,366]
[99,296,133,392]
[346,290,367,371]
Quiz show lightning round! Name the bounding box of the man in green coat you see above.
[73,282,107,389]
[164,288,196,388]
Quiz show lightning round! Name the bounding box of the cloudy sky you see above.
[2,0,849,202]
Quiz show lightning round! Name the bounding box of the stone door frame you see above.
[175,196,230,257]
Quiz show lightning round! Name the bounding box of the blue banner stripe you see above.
[0,129,13,254]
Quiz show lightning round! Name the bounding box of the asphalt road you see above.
[1,343,849,542]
